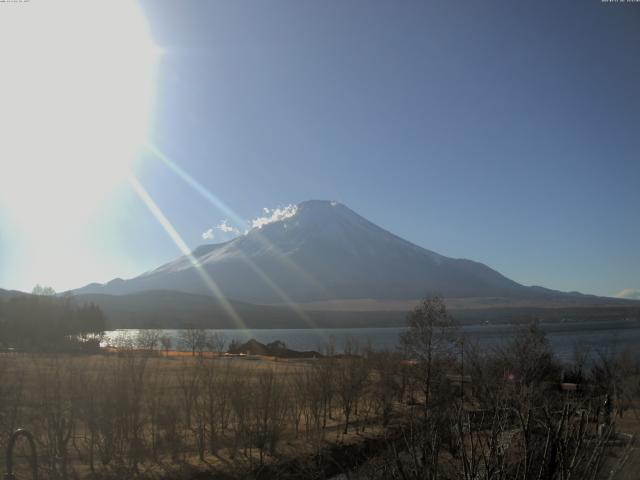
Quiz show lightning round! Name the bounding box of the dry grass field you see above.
[1,312,639,480]
[1,348,638,479]
[0,350,393,479]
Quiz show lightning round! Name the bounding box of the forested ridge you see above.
[0,288,106,351]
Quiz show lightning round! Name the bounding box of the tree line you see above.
[0,286,106,351]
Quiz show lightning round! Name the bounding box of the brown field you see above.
[0,350,392,479]
[1,333,639,480]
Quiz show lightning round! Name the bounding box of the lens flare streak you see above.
[145,142,329,328]
[126,171,247,330]
[146,142,244,228]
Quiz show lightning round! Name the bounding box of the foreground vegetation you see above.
[0,297,638,479]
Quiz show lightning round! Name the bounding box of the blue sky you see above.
[0,0,638,297]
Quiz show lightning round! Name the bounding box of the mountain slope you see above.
[70,289,640,329]
[0,288,28,301]
[70,290,411,329]
[73,200,574,304]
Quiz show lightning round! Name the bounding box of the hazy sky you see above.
[1,0,638,297]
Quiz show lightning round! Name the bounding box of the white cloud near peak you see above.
[201,228,215,240]
[251,204,298,229]
[216,220,240,235]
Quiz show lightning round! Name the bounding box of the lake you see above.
[104,319,640,363]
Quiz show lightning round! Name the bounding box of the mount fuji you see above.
[67,200,640,327]
[76,200,573,303]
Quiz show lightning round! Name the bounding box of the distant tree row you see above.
[0,286,106,351]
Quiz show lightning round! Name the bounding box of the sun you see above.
[0,0,159,214]
[0,0,159,290]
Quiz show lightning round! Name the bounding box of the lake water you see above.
[104,319,640,363]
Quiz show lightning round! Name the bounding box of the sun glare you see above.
[0,1,159,289]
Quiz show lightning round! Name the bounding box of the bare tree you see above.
[335,340,370,435]
[400,296,458,409]
[179,329,207,356]
[313,357,336,429]
[206,332,226,354]
[31,284,57,296]
[33,356,76,478]
[76,360,102,473]
[176,362,198,430]
[160,334,173,357]
[251,369,288,463]
[299,366,326,447]
[136,329,162,352]
[370,349,400,427]
[229,376,251,461]
[144,366,165,462]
